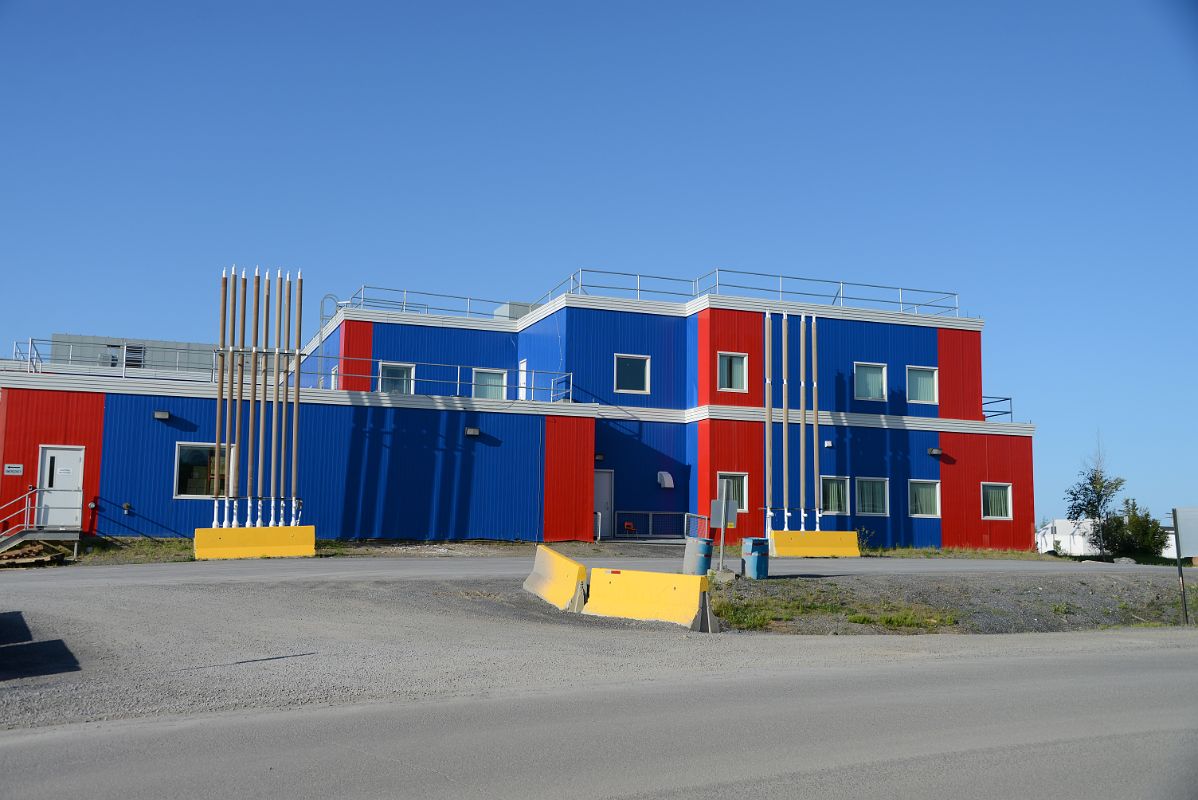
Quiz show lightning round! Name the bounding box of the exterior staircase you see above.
[0,489,82,557]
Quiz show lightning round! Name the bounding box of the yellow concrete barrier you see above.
[194,526,317,560]
[583,568,716,631]
[522,545,588,612]
[769,530,861,558]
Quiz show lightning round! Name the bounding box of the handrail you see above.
[0,488,37,537]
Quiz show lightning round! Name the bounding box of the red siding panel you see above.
[543,415,595,541]
[938,328,984,421]
[940,432,1035,550]
[698,309,764,408]
[698,418,764,543]
[339,321,374,392]
[0,388,105,534]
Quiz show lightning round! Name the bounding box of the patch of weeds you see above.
[1052,603,1070,615]
[77,537,194,565]
[846,613,875,624]
[711,600,773,630]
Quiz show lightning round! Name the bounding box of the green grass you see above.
[861,546,1058,561]
[711,584,958,633]
[76,537,194,564]
[846,613,876,625]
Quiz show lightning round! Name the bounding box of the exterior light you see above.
[464,427,480,437]
[928,448,943,456]
[594,454,604,462]
[153,410,171,421]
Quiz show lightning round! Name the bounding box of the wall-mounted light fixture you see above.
[928,447,943,457]
[823,440,833,448]
[594,453,605,462]
[657,471,674,489]
[153,410,171,421]
[464,427,480,437]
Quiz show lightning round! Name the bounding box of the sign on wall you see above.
[3,464,22,476]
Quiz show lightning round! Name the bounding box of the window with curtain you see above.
[473,369,506,400]
[174,443,231,498]
[909,480,940,517]
[857,478,888,515]
[821,477,849,514]
[379,363,414,395]
[907,367,937,403]
[715,472,747,512]
[982,483,1012,519]
[717,353,747,392]
[854,363,886,401]
[615,355,650,393]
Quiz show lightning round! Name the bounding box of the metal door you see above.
[593,469,614,540]
[36,446,84,529]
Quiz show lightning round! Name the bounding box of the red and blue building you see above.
[0,269,1035,548]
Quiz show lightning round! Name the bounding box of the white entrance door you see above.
[517,359,528,400]
[593,469,614,540]
[37,446,84,529]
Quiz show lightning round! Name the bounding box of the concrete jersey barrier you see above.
[522,545,588,612]
[584,568,717,631]
[193,526,317,560]
[769,530,861,558]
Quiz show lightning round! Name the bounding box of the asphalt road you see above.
[2,633,1196,799]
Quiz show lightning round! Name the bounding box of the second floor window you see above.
[473,369,506,400]
[854,363,887,401]
[379,363,414,395]
[717,352,747,392]
[907,366,937,404]
[614,354,650,394]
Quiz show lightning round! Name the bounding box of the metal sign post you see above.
[1172,508,1198,625]
[712,479,738,572]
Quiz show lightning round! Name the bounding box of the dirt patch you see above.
[712,572,1198,634]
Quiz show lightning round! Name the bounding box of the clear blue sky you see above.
[2,1,1196,522]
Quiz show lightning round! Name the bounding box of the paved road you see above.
[2,632,1195,799]
[0,552,1177,589]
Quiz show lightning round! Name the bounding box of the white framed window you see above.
[614,354,650,394]
[907,366,938,404]
[909,480,941,518]
[379,362,415,395]
[173,442,234,499]
[856,477,889,516]
[981,482,1013,520]
[329,366,338,391]
[854,362,887,401]
[472,368,507,400]
[715,472,748,513]
[821,476,850,515]
[716,352,748,393]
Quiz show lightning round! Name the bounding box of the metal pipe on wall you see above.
[781,312,789,531]
[763,312,773,533]
[280,272,292,528]
[799,315,807,531]
[812,316,821,532]
[270,270,283,526]
[247,268,260,528]
[232,270,247,527]
[223,269,237,527]
[257,272,272,527]
[213,270,227,529]
[291,272,303,526]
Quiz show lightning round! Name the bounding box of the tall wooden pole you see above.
[291,272,302,526]
[247,268,260,527]
[270,270,282,526]
[213,270,227,528]
[812,316,821,531]
[223,269,237,527]
[781,311,789,531]
[232,270,247,527]
[280,272,292,527]
[257,272,272,527]
[764,311,773,534]
[799,315,807,531]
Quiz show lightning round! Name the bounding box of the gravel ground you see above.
[3,562,1196,731]
[712,572,1197,633]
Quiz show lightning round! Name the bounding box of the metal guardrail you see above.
[613,511,689,539]
[982,396,1013,421]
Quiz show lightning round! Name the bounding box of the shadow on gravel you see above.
[0,639,81,681]
[0,610,34,646]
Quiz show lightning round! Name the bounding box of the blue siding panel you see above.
[567,309,688,408]
[301,322,341,388]
[595,419,690,514]
[371,323,518,399]
[517,310,571,401]
[685,313,699,408]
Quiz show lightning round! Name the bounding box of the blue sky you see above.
[2,1,1196,521]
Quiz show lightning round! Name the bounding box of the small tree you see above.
[1100,499,1168,559]
[1064,448,1125,556]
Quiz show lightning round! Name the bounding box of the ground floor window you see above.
[379,362,414,395]
[715,472,748,513]
[856,478,889,516]
[982,483,1012,519]
[821,476,849,515]
[174,443,232,498]
[909,480,940,517]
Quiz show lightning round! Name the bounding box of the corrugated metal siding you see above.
[939,432,1035,550]
[339,320,374,391]
[517,310,568,400]
[804,317,939,418]
[543,415,594,541]
[595,419,691,515]
[566,308,688,408]
[685,313,699,408]
[0,388,105,534]
[372,321,519,398]
[937,328,984,421]
[302,322,342,388]
[767,422,941,548]
[699,419,764,543]
[685,421,699,515]
[700,308,763,408]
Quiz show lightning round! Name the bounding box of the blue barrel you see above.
[740,537,769,579]
[682,536,714,576]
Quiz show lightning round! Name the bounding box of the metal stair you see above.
[0,489,82,557]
